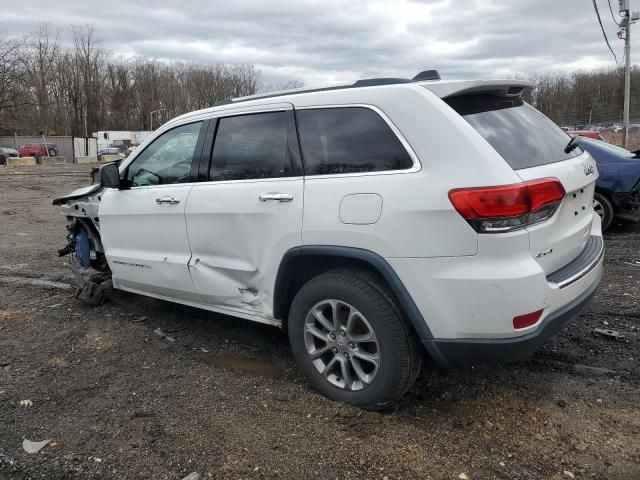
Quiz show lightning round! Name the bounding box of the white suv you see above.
[54,71,604,408]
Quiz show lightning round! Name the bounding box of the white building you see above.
[95,131,152,150]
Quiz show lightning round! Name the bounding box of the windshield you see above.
[445,94,583,170]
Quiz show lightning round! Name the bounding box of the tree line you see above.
[520,67,640,128]
[0,23,638,137]
[0,25,277,137]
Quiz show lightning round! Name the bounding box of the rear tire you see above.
[593,192,614,231]
[288,269,422,409]
[48,149,56,157]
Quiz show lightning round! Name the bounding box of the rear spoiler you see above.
[421,79,536,99]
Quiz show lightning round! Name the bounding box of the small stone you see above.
[459,474,470,480]
[563,471,575,479]
[596,398,603,404]
[483,420,493,429]
[573,442,588,452]
[556,399,567,408]
[499,462,505,467]
[19,399,33,407]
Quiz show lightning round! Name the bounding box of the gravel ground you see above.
[0,164,639,480]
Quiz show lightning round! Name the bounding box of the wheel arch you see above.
[593,188,617,212]
[594,186,614,202]
[273,246,433,342]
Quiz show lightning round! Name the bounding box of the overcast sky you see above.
[2,0,638,87]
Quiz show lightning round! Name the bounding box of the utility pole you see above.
[149,108,167,131]
[619,0,639,147]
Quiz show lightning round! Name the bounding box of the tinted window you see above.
[296,107,413,175]
[210,112,293,181]
[445,94,582,170]
[127,121,202,186]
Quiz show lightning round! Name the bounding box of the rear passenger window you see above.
[210,111,294,181]
[296,107,413,175]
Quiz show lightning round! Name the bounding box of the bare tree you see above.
[0,23,294,135]
[0,35,29,130]
[22,23,59,134]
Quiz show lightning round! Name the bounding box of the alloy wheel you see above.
[303,299,380,391]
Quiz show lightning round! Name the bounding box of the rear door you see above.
[445,94,600,274]
[99,120,206,299]
[185,104,304,319]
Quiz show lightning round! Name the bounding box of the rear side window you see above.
[210,111,295,181]
[296,107,413,175]
[445,94,582,170]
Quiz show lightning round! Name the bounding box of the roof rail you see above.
[352,77,413,87]
[213,70,441,107]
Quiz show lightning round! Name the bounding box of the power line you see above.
[608,0,623,26]
[592,0,618,62]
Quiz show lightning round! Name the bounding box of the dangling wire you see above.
[592,0,619,62]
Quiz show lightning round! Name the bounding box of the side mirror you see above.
[100,163,121,188]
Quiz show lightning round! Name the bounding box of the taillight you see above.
[449,178,565,233]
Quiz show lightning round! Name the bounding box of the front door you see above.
[185,106,304,319]
[99,120,205,299]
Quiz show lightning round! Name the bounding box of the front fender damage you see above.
[54,180,111,306]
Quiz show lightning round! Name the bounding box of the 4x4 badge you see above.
[584,163,595,176]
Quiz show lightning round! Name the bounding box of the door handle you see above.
[259,192,294,202]
[156,196,180,204]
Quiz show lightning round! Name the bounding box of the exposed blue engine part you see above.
[74,229,91,268]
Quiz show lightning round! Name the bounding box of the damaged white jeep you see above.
[54,72,603,408]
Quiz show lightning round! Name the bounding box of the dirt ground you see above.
[0,164,639,480]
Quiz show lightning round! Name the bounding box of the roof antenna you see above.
[413,70,441,81]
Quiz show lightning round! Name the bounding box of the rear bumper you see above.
[423,268,601,367]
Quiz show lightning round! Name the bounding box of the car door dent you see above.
[186,261,263,312]
[115,281,280,326]
[191,255,258,272]
[185,107,303,317]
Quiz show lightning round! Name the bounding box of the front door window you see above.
[127,121,203,186]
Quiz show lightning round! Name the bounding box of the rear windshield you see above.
[445,94,582,170]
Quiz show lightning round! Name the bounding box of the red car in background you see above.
[18,143,59,158]
[567,130,606,141]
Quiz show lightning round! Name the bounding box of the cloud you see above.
[1,0,634,86]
